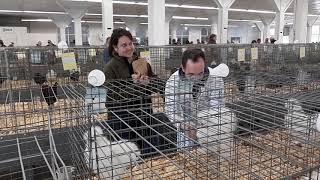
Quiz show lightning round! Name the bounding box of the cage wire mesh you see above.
[0,44,319,179]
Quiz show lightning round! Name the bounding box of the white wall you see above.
[0,23,58,46]
[188,27,201,43]
[228,24,260,44]
[0,27,28,46]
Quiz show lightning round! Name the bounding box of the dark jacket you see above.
[103,48,110,64]
[104,56,133,80]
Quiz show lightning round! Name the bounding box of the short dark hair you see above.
[108,28,133,57]
[182,49,206,68]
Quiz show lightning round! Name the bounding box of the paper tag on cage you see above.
[251,48,258,60]
[88,49,96,57]
[300,47,305,58]
[140,51,151,64]
[61,52,77,71]
[238,49,245,62]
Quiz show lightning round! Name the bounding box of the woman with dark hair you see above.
[104,28,143,80]
[102,28,176,158]
[208,34,217,44]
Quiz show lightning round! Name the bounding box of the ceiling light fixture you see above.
[173,16,208,20]
[182,24,211,27]
[21,19,52,22]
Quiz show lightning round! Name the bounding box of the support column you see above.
[293,0,308,43]
[148,0,165,45]
[209,16,218,35]
[274,0,293,43]
[255,22,264,41]
[260,16,275,42]
[56,0,89,46]
[306,16,319,43]
[164,15,173,45]
[102,0,113,38]
[124,19,139,37]
[170,23,179,43]
[213,0,236,43]
[289,25,294,43]
[73,18,83,46]
[50,14,72,43]
[188,27,201,44]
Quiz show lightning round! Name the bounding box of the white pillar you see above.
[293,0,308,43]
[164,16,172,45]
[307,25,312,43]
[289,26,294,43]
[275,12,285,42]
[50,15,72,44]
[260,16,274,41]
[188,27,201,43]
[307,17,319,43]
[125,19,139,37]
[255,22,264,41]
[171,26,178,42]
[209,16,218,35]
[102,0,113,38]
[213,0,236,43]
[73,18,83,46]
[274,0,293,43]
[148,0,165,45]
[56,1,89,46]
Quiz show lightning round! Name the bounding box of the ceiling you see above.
[0,0,319,27]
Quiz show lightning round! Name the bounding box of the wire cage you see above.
[0,44,320,180]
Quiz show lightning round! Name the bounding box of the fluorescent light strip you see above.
[21,19,52,22]
[0,9,67,14]
[182,24,211,27]
[172,16,208,20]
[229,19,262,23]
[229,8,275,14]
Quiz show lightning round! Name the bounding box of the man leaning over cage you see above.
[165,48,226,150]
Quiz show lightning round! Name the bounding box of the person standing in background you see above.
[47,40,56,46]
[257,38,261,44]
[264,38,269,44]
[103,37,111,64]
[0,40,6,47]
[208,34,217,44]
[36,41,42,47]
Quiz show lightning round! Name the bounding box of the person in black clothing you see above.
[0,40,6,47]
[102,28,176,158]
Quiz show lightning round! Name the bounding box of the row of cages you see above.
[0,44,319,179]
[0,43,319,82]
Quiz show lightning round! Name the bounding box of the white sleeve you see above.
[209,76,225,108]
[165,76,184,123]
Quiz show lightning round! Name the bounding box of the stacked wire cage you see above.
[0,46,106,179]
[0,44,320,180]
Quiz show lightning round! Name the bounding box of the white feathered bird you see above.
[196,107,237,159]
[83,126,140,179]
[284,98,319,144]
[284,99,320,180]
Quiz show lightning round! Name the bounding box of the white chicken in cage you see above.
[284,98,320,144]
[196,108,237,159]
[284,98,320,180]
[83,126,140,180]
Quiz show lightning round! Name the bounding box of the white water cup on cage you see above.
[88,69,105,87]
[211,63,229,77]
[316,114,320,132]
